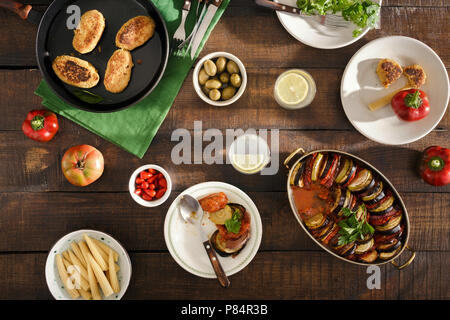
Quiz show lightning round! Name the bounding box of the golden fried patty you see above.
[73,10,105,54]
[376,58,403,88]
[115,15,155,51]
[104,49,134,93]
[403,64,426,88]
[52,55,99,88]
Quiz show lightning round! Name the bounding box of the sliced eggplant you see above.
[311,217,333,238]
[377,238,402,252]
[329,187,342,213]
[319,154,331,179]
[358,250,378,263]
[336,189,352,216]
[355,238,374,254]
[335,158,351,183]
[210,230,249,257]
[320,222,339,245]
[341,161,357,187]
[304,213,327,230]
[356,232,373,244]
[369,207,400,225]
[376,223,402,235]
[355,203,367,222]
[348,168,373,192]
[378,244,402,260]
[354,174,376,195]
[361,179,383,202]
[340,242,356,257]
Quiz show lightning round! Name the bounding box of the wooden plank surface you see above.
[0,251,448,300]
[0,191,448,252]
[0,0,448,301]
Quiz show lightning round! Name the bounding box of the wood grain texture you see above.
[0,251,448,300]
[1,5,449,67]
[0,191,448,252]
[1,69,448,132]
[0,130,449,193]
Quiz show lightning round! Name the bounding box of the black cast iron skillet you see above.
[1,0,169,112]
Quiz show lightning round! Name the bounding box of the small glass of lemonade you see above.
[274,69,316,110]
[228,134,271,175]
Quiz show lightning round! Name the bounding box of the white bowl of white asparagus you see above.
[45,229,132,300]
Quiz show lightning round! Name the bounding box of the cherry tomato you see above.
[148,168,156,174]
[141,181,149,189]
[149,183,156,190]
[135,177,144,184]
[134,188,142,196]
[142,194,153,201]
[155,188,166,199]
[158,178,167,188]
[144,189,156,197]
[140,171,152,180]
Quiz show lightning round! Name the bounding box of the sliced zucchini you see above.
[290,161,305,187]
[304,213,327,230]
[319,154,331,179]
[329,187,343,213]
[311,217,332,238]
[348,169,373,192]
[358,250,378,263]
[355,238,374,254]
[361,180,383,202]
[320,222,339,244]
[376,223,402,235]
[355,203,367,222]
[378,244,402,260]
[311,153,326,182]
[209,205,233,225]
[368,191,395,213]
[375,213,402,232]
[354,174,376,195]
[340,242,357,257]
[336,189,352,216]
[335,158,351,183]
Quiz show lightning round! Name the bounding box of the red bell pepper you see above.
[22,110,59,142]
[391,89,430,121]
[418,146,450,186]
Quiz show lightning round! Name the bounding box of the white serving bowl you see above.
[45,229,132,300]
[193,51,247,106]
[129,164,172,207]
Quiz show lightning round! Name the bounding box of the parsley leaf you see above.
[296,0,381,37]
[224,210,242,234]
[337,205,374,245]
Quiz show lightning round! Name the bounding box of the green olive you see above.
[209,89,221,101]
[222,86,236,100]
[226,60,240,74]
[230,73,242,88]
[198,68,209,86]
[219,72,230,84]
[201,85,211,96]
[205,79,222,89]
[203,59,217,77]
[216,57,227,73]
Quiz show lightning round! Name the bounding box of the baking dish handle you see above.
[390,245,416,270]
[284,147,306,169]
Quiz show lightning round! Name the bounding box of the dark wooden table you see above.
[0,0,448,300]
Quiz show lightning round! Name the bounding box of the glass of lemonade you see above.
[228,134,271,175]
[274,69,316,110]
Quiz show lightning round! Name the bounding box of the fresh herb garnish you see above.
[296,0,381,37]
[225,209,242,234]
[337,207,374,245]
[73,90,104,104]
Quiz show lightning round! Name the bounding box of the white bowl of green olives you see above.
[193,52,247,106]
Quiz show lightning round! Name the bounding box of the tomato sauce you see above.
[291,183,333,220]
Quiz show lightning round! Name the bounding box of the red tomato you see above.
[149,183,156,190]
[134,188,142,196]
[61,145,104,187]
[391,89,430,121]
[158,178,167,188]
[140,171,152,180]
[144,189,156,197]
[155,188,166,199]
[135,177,144,184]
[142,194,152,201]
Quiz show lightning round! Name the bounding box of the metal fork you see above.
[171,0,192,54]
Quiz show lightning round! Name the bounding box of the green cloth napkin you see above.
[35,0,230,158]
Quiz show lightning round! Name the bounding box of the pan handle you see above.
[284,147,306,170]
[390,245,416,270]
[0,0,32,19]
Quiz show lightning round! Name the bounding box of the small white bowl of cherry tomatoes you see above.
[129,165,172,207]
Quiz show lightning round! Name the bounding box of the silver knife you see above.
[190,0,224,60]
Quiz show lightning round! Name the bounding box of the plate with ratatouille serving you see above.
[273,0,382,49]
[164,182,263,279]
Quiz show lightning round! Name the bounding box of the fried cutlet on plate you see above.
[376,58,403,88]
[115,16,155,51]
[403,64,427,88]
[73,10,106,54]
[104,49,134,93]
[52,55,99,88]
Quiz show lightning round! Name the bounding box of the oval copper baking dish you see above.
[284,148,415,269]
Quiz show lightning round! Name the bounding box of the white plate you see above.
[45,229,132,300]
[341,36,449,145]
[164,182,263,279]
[275,0,381,49]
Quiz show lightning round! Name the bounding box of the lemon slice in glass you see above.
[275,72,309,105]
[232,154,265,174]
